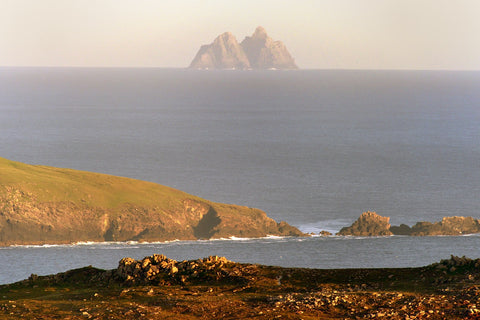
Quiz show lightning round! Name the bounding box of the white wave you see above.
[8,243,73,249]
[298,218,352,235]
[1,234,305,249]
[73,241,100,246]
[265,235,286,239]
[225,236,252,241]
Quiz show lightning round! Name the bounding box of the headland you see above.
[0,157,303,246]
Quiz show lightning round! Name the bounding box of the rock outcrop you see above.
[116,254,248,285]
[392,216,480,236]
[189,26,298,70]
[337,211,393,236]
[338,212,480,236]
[0,157,304,246]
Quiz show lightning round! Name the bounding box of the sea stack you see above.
[188,32,250,70]
[240,26,298,69]
[189,27,298,70]
[337,211,393,236]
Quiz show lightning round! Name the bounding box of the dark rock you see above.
[390,224,412,235]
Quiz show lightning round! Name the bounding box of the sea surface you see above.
[1,68,479,284]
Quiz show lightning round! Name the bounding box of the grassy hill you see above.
[0,157,191,208]
[0,157,302,245]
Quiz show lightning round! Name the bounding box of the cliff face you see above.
[189,26,297,70]
[240,26,298,69]
[0,157,303,246]
[339,211,480,236]
[188,32,250,70]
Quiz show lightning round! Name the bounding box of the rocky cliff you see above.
[337,211,393,236]
[240,26,298,69]
[338,211,480,236]
[189,27,297,70]
[391,216,480,236]
[188,32,250,70]
[0,157,303,246]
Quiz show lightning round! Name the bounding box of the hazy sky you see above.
[1,0,479,69]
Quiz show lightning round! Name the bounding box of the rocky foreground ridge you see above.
[3,254,480,319]
[337,211,480,236]
[0,157,303,246]
[189,26,298,70]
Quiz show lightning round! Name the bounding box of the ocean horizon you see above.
[1,68,479,283]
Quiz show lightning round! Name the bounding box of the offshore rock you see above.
[393,216,480,236]
[189,26,297,70]
[189,32,250,70]
[240,26,298,69]
[337,211,393,236]
[338,211,480,236]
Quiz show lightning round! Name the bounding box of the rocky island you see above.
[2,254,480,319]
[338,211,480,236]
[0,157,303,246]
[189,26,298,70]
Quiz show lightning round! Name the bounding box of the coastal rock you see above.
[389,223,412,235]
[401,216,480,236]
[337,211,393,236]
[339,211,480,237]
[116,254,242,285]
[189,27,297,70]
[0,157,304,245]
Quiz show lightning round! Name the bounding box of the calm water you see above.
[1,68,479,284]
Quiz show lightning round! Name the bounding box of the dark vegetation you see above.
[2,255,480,319]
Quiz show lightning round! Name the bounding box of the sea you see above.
[0,68,479,284]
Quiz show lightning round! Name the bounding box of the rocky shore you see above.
[2,255,480,319]
[337,211,480,237]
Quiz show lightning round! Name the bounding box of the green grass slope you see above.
[0,157,303,245]
[0,157,190,209]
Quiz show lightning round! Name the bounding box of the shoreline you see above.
[4,232,480,249]
[3,232,480,249]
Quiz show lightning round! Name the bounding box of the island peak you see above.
[189,27,298,70]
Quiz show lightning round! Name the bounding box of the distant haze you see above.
[1,0,480,70]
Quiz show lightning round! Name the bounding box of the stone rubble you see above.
[116,254,254,285]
